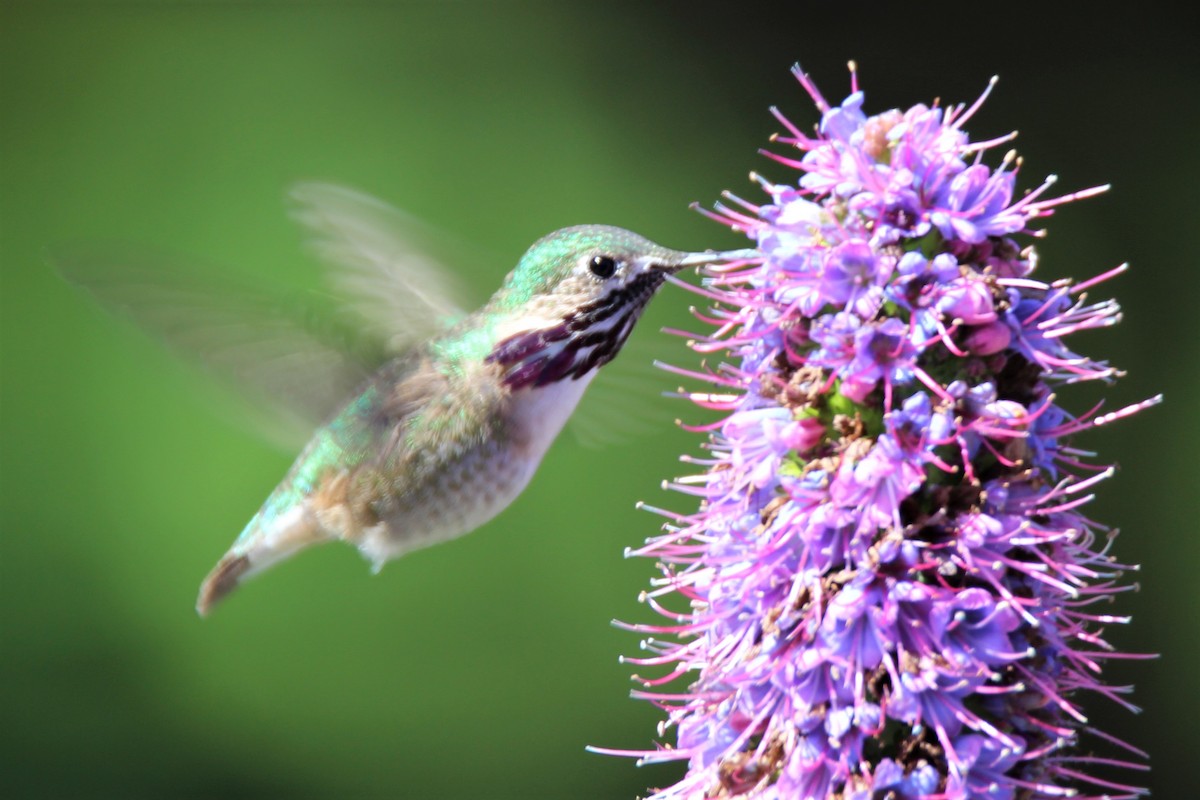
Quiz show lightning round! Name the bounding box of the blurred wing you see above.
[569,332,681,449]
[290,182,473,351]
[53,244,385,450]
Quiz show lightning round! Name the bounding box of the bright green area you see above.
[2,4,1195,799]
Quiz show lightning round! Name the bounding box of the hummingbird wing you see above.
[53,243,387,450]
[568,332,680,449]
[54,186,483,451]
[289,182,476,353]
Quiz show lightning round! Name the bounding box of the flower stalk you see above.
[604,64,1160,800]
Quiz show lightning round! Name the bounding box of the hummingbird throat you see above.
[486,271,664,391]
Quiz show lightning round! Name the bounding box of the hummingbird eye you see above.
[588,254,618,280]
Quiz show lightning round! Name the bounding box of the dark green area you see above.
[2,3,1195,798]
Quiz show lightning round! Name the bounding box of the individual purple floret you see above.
[597,64,1161,799]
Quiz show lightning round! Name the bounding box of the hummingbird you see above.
[55,184,754,615]
[76,184,753,615]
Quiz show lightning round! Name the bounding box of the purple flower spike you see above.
[821,240,889,318]
[603,65,1161,800]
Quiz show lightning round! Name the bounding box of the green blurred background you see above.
[2,2,1196,798]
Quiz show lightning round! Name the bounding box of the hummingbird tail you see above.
[197,553,252,617]
[196,502,329,617]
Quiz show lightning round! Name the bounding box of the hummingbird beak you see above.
[656,247,760,273]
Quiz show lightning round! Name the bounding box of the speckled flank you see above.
[233,382,383,550]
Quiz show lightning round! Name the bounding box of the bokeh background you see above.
[2,2,1196,798]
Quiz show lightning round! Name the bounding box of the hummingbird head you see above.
[485,225,754,390]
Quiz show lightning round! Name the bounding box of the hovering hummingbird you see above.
[56,184,756,615]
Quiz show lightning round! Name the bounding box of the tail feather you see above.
[197,554,252,617]
[196,501,328,616]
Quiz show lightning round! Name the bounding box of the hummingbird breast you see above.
[314,346,597,570]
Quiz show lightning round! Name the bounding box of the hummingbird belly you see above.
[352,370,597,568]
